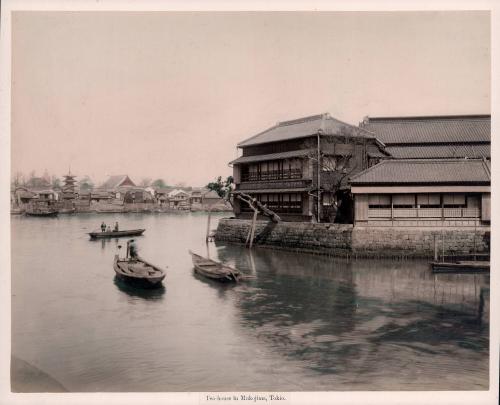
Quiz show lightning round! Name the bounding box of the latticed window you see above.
[417,194,440,208]
[443,194,466,208]
[368,194,391,208]
[392,194,415,209]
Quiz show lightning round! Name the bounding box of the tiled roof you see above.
[230,149,312,165]
[386,144,490,159]
[350,159,491,185]
[100,175,136,190]
[360,115,490,145]
[238,113,378,147]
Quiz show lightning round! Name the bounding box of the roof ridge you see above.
[278,113,327,127]
[366,114,491,122]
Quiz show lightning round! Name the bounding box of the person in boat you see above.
[101,222,106,232]
[113,222,119,232]
[128,239,138,259]
[106,225,111,232]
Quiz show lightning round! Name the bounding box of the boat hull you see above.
[189,250,240,282]
[25,211,59,217]
[113,255,165,288]
[89,229,145,239]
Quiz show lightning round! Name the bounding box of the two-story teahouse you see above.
[352,115,491,226]
[230,113,388,222]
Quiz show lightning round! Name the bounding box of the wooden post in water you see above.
[205,206,212,242]
[248,209,258,249]
[433,234,438,261]
[441,229,445,262]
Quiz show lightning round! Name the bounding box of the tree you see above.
[51,175,61,189]
[303,126,362,223]
[151,179,167,188]
[207,176,234,198]
[78,176,94,191]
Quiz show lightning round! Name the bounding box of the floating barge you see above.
[431,261,490,274]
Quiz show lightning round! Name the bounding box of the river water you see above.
[11,213,489,392]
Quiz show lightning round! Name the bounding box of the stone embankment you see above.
[216,218,490,258]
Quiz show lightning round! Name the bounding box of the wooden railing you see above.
[368,208,480,219]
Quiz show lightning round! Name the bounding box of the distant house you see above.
[202,190,222,205]
[123,188,155,204]
[168,189,190,209]
[190,188,203,204]
[100,175,136,190]
[153,188,173,206]
[12,187,37,207]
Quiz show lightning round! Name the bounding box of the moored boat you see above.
[113,254,165,288]
[431,261,490,274]
[25,209,59,217]
[88,229,145,239]
[188,250,241,282]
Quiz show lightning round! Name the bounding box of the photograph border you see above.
[1,1,498,404]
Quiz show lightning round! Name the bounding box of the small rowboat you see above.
[88,229,145,239]
[25,209,59,217]
[188,250,241,282]
[113,254,165,288]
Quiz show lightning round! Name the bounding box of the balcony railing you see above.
[368,207,480,219]
[241,169,302,182]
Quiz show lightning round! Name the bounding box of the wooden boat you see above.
[25,209,59,217]
[188,250,241,282]
[88,229,145,239]
[113,254,165,288]
[431,261,490,274]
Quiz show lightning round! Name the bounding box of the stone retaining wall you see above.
[216,218,490,258]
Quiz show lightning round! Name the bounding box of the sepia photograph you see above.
[0,1,498,404]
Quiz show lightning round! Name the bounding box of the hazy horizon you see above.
[11,11,490,187]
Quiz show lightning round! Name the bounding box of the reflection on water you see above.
[11,213,489,392]
[113,277,166,300]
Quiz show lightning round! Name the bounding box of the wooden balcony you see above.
[241,169,303,182]
[238,178,311,191]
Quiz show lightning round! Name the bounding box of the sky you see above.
[11,11,490,187]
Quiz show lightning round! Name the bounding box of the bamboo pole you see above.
[249,208,258,249]
[205,206,212,242]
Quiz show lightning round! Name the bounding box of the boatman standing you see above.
[114,222,119,232]
[128,239,138,259]
[101,222,106,232]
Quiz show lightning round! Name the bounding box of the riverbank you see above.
[216,218,490,258]
[11,206,232,215]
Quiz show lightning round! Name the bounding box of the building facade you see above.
[350,159,490,227]
[352,115,491,227]
[231,113,388,222]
